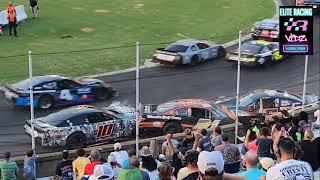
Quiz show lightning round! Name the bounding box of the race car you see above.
[24,104,135,148]
[226,40,284,67]
[152,39,226,66]
[251,19,279,41]
[2,75,117,109]
[140,99,234,134]
[296,0,320,14]
[213,89,319,125]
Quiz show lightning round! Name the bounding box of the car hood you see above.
[106,102,136,119]
[26,118,55,130]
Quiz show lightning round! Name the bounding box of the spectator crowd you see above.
[0,111,319,180]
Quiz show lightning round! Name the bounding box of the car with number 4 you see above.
[226,40,284,67]
[152,39,226,66]
[24,104,135,148]
[2,75,117,109]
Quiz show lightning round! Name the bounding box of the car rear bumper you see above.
[226,57,257,67]
[152,58,181,66]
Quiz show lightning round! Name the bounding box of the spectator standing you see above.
[243,129,258,154]
[256,127,273,158]
[299,130,319,171]
[0,152,19,180]
[298,111,311,133]
[214,134,241,173]
[162,132,179,156]
[84,149,101,176]
[182,129,195,151]
[23,150,38,180]
[267,138,314,179]
[6,2,17,37]
[288,118,302,141]
[110,143,129,168]
[73,148,90,180]
[177,150,199,180]
[0,25,2,35]
[139,146,159,180]
[29,0,39,19]
[259,157,275,172]
[55,150,73,180]
[210,126,223,148]
[158,163,176,180]
[239,151,266,180]
[196,129,211,152]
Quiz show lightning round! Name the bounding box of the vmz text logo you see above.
[284,18,308,42]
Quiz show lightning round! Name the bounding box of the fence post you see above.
[235,31,242,144]
[135,42,140,156]
[28,51,35,151]
[302,55,309,111]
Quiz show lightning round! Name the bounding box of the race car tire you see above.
[217,47,226,58]
[163,122,183,134]
[38,95,54,109]
[95,88,110,100]
[66,132,86,149]
[190,55,199,66]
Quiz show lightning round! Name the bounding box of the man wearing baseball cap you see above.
[177,150,199,180]
[110,143,129,168]
[88,164,114,180]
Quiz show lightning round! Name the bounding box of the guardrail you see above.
[11,123,240,178]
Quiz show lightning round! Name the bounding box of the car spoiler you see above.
[155,48,180,56]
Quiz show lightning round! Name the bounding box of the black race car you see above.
[3,75,117,109]
[226,40,284,67]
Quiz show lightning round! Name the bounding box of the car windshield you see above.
[42,108,81,126]
[13,78,40,90]
[165,44,188,53]
[239,92,259,107]
[240,43,262,54]
[156,101,178,113]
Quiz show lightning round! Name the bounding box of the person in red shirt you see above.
[84,149,101,175]
[6,2,17,36]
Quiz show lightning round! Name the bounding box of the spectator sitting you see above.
[182,129,195,151]
[23,150,38,180]
[55,150,73,180]
[210,126,223,148]
[256,127,273,158]
[84,149,101,176]
[267,138,314,179]
[298,129,319,171]
[159,162,176,180]
[196,129,211,152]
[0,152,19,180]
[239,151,266,180]
[106,154,120,178]
[214,134,241,173]
[243,129,258,155]
[259,157,275,172]
[88,164,114,180]
[110,143,129,168]
[177,150,199,180]
[139,146,159,180]
[73,148,90,180]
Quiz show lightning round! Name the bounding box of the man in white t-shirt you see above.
[314,109,320,129]
[266,138,314,180]
[110,143,129,168]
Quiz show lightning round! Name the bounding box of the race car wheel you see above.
[190,55,199,66]
[95,88,110,100]
[163,122,183,134]
[66,132,86,149]
[217,47,226,58]
[38,95,53,109]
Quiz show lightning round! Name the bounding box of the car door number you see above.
[96,124,114,138]
[59,90,73,100]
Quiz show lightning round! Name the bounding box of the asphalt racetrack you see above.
[0,2,319,156]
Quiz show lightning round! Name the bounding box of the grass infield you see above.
[0,0,274,84]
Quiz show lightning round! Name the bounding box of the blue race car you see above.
[2,75,117,109]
